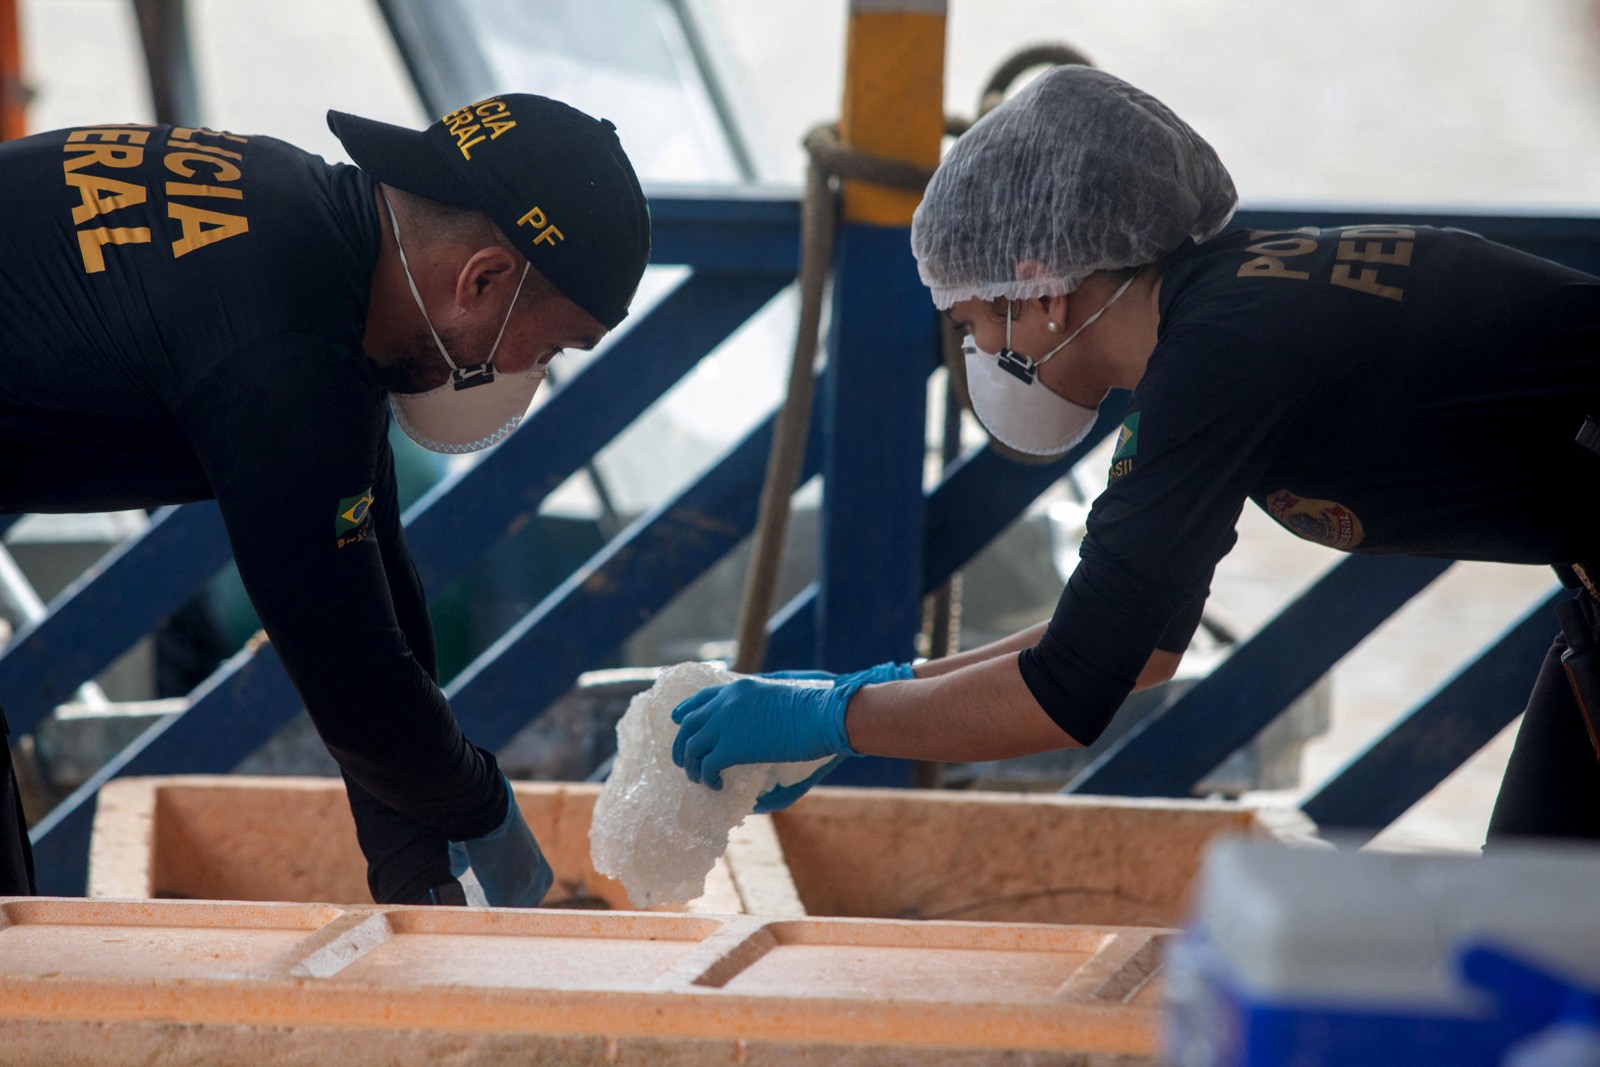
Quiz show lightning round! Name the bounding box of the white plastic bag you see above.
[589,663,828,908]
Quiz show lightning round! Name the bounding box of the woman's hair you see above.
[975,264,1153,322]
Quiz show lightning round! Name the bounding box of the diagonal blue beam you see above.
[445,400,826,749]
[761,398,1130,670]
[29,641,300,896]
[1300,587,1563,841]
[637,196,1600,278]
[1064,553,1455,797]
[0,513,19,538]
[0,503,229,736]
[647,192,802,275]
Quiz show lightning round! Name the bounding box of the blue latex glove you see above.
[760,662,914,687]
[844,661,915,686]
[449,773,553,907]
[672,676,865,790]
[745,662,914,811]
[753,755,844,813]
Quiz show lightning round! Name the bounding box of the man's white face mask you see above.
[961,274,1135,458]
[383,189,540,455]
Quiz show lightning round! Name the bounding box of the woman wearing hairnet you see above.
[673,66,1600,841]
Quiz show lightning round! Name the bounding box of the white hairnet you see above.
[912,66,1238,310]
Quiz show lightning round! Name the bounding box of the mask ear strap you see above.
[383,188,463,375]
[484,261,530,369]
[1036,272,1138,368]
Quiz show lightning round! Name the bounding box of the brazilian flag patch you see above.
[1111,412,1140,461]
[335,487,374,548]
[1108,412,1139,481]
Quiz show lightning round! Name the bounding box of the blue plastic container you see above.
[1164,840,1600,1066]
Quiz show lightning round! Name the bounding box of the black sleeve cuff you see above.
[1156,591,1208,653]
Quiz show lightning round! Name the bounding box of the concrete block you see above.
[0,896,1165,1064]
[771,788,1314,927]
[89,776,1313,925]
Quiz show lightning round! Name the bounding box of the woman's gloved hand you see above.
[448,773,553,908]
[672,676,869,790]
[739,662,915,812]
[760,661,914,687]
[751,755,845,813]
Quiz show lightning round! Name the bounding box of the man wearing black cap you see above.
[0,94,651,904]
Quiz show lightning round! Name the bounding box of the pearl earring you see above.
[1046,321,1061,333]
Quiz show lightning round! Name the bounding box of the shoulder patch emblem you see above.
[1265,489,1365,549]
[1108,412,1140,481]
[335,487,374,548]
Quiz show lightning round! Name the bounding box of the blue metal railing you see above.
[6,196,1597,891]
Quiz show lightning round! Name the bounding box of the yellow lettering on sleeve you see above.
[1237,256,1311,281]
[63,171,147,225]
[1236,231,1317,282]
[169,126,249,145]
[166,138,244,161]
[163,152,242,181]
[168,203,249,258]
[1330,264,1404,302]
[164,181,244,200]
[62,143,143,171]
[76,226,152,273]
[1337,237,1413,266]
[1247,236,1318,257]
[67,127,151,145]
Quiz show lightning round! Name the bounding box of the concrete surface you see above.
[0,896,1165,1064]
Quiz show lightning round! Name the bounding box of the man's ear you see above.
[454,246,520,311]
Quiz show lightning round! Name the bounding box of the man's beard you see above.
[373,321,492,394]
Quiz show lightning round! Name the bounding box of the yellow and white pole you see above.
[815,0,946,789]
[836,0,947,225]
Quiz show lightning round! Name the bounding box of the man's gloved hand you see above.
[672,676,868,790]
[448,773,553,908]
[740,662,914,812]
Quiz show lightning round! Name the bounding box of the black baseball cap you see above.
[328,93,650,329]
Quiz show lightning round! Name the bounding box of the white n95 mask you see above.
[383,188,541,455]
[961,273,1135,458]
[963,336,1098,458]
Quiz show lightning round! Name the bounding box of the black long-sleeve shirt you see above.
[1023,225,1600,744]
[0,121,504,841]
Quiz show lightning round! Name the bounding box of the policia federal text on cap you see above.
[0,93,650,904]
